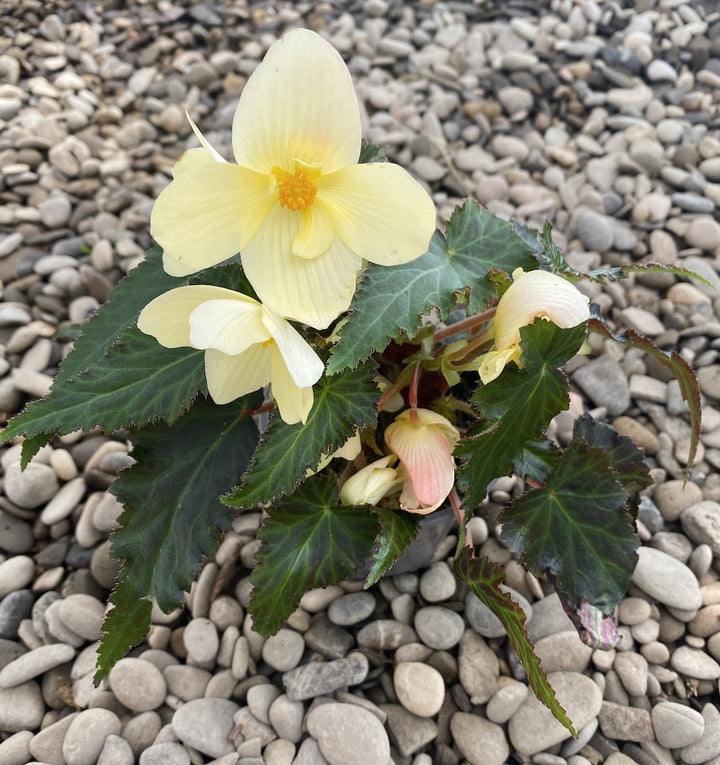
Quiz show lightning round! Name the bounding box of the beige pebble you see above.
[49,448,78,480]
[393,661,445,717]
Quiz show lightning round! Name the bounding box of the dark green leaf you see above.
[537,221,573,274]
[457,321,587,510]
[224,360,379,508]
[249,476,379,635]
[94,395,260,681]
[500,440,637,614]
[363,508,419,587]
[514,437,561,485]
[3,326,206,452]
[455,548,576,736]
[358,139,387,164]
[572,414,652,498]
[327,200,537,373]
[588,317,702,478]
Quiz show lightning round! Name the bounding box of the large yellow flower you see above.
[151,28,436,330]
[478,268,590,384]
[137,285,324,425]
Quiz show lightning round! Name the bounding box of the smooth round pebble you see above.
[97,734,134,765]
[418,562,457,602]
[394,661,445,717]
[0,556,35,599]
[486,682,528,724]
[632,546,702,610]
[262,628,304,671]
[183,617,219,664]
[652,701,705,749]
[306,701,390,765]
[62,708,122,765]
[450,711,509,765]
[57,593,105,641]
[0,643,75,688]
[328,591,376,626]
[138,742,191,765]
[172,697,240,757]
[3,461,59,509]
[0,681,44,732]
[671,646,720,679]
[108,658,167,712]
[414,607,464,649]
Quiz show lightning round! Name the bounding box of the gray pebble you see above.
[327,592,376,626]
[306,702,390,765]
[97,734,134,765]
[381,703,438,757]
[0,680,44,732]
[573,355,631,416]
[414,607,464,650]
[172,698,240,758]
[3,461,59,509]
[652,701,705,749]
[108,658,167,712]
[0,643,75,688]
[262,627,304,671]
[356,619,417,650]
[62,708,122,765]
[282,652,368,701]
[139,742,191,765]
[418,561,456,603]
[671,646,720,679]
[632,546,702,610]
[0,556,35,599]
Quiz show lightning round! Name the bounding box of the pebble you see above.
[327,592,376,626]
[631,546,702,610]
[573,356,631,416]
[457,629,499,704]
[306,702,390,765]
[652,701,705,749]
[681,501,720,555]
[393,661,445,717]
[0,643,75,688]
[598,701,654,743]
[0,556,35,599]
[62,708,122,765]
[508,672,602,755]
[671,646,720,679]
[108,658,167,712]
[381,703,437,757]
[450,712,509,765]
[413,607,464,650]
[282,653,368,701]
[680,703,720,764]
[3,461,59,509]
[172,698,240,758]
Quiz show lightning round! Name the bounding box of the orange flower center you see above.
[272,163,318,211]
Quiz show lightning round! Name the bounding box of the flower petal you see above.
[189,296,269,355]
[477,345,522,384]
[138,285,243,348]
[242,205,362,329]
[151,163,275,274]
[204,345,271,405]
[292,205,335,260]
[318,162,436,266]
[269,347,315,425]
[172,146,221,179]
[231,29,361,175]
[385,409,457,510]
[186,113,226,164]
[260,307,325,388]
[162,251,197,277]
[493,269,590,350]
[340,456,402,506]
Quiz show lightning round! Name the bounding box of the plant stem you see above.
[433,307,496,343]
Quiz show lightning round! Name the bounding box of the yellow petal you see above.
[186,113,226,164]
[260,307,325,388]
[162,251,197,277]
[138,285,242,348]
[340,456,402,506]
[477,346,522,385]
[189,297,269,355]
[242,205,362,329]
[269,347,315,425]
[292,205,335,260]
[172,146,221,179]
[151,163,275,274]
[493,269,590,350]
[231,29,361,175]
[204,346,271,405]
[318,162,436,266]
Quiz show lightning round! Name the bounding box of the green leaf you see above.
[358,139,387,164]
[500,440,637,614]
[514,437,561,485]
[363,508,419,587]
[4,326,206,454]
[588,316,702,478]
[224,360,379,508]
[455,548,576,736]
[249,476,379,635]
[537,221,573,274]
[94,395,260,682]
[55,247,179,384]
[572,414,652,499]
[327,200,537,373]
[457,321,588,510]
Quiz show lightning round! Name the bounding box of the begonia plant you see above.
[2,29,704,733]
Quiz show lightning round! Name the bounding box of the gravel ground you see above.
[1,1,720,763]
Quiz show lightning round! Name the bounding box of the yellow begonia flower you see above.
[384,408,460,515]
[340,455,403,506]
[137,285,324,425]
[478,269,590,385]
[150,28,437,330]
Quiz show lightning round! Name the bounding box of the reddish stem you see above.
[448,487,473,549]
[432,307,497,343]
[408,362,421,408]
